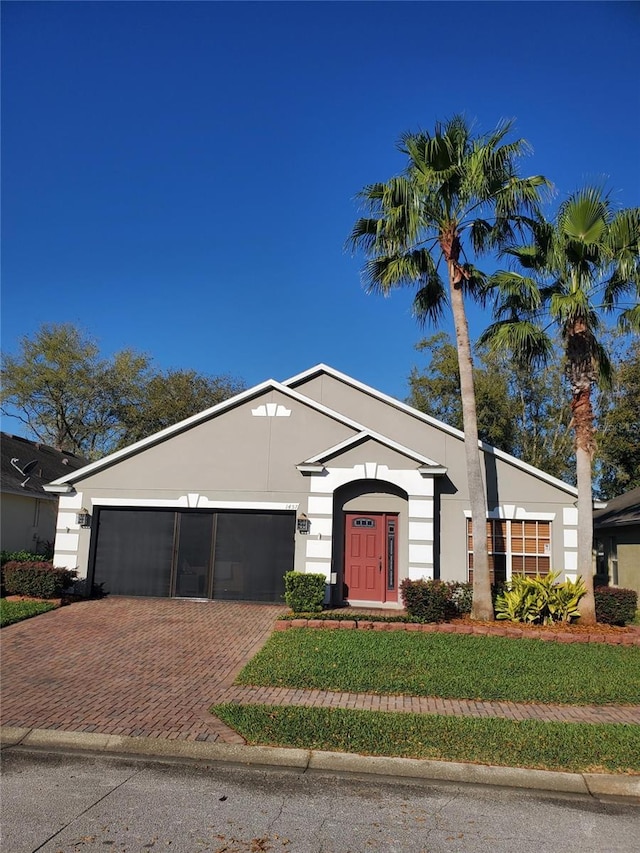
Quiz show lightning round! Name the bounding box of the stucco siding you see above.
[1,493,57,553]
[77,389,355,495]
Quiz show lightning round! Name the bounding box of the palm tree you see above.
[348,116,550,621]
[480,187,640,624]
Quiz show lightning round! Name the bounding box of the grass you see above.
[213,704,640,774]
[236,629,640,705]
[0,597,56,627]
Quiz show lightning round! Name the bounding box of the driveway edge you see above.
[2,726,638,803]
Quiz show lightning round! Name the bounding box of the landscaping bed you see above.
[276,613,640,645]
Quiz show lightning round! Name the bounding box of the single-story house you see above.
[1,432,87,554]
[45,364,584,607]
[594,486,640,596]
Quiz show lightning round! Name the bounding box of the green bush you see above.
[495,572,586,625]
[1,550,49,566]
[400,579,452,622]
[2,562,77,599]
[595,586,638,625]
[448,582,473,615]
[284,572,326,613]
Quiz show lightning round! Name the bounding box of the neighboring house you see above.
[594,487,640,596]
[45,365,584,606]
[1,433,87,554]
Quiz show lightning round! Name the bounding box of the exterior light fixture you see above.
[76,509,92,528]
[297,513,311,534]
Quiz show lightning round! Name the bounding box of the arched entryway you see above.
[332,480,408,607]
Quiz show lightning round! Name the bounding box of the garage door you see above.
[91,509,295,602]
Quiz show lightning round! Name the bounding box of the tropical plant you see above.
[348,115,550,620]
[481,187,640,624]
[494,571,586,625]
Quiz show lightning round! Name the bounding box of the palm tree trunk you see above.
[573,389,597,625]
[448,268,494,621]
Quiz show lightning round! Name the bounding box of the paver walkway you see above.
[2,598,639,746]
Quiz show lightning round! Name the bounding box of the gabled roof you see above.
[46,376,442,490]
[1,433,87,499]
[594,487,640,529]
[298,430,446,474]
[44,363,579,499]
[284,364,580,498]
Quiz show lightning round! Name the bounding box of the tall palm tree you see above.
[348,116,550,621]
[480,187,640,624]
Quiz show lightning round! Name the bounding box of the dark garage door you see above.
[91,508,295,602]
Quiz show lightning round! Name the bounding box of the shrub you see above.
[448,582,473,616]
[400,579,452,622]
[2,562,77,599]
[1,550,48,566]
[284,572,326,613]
[595,586,638,625]
[495,572,586,625]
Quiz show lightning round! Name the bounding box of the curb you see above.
[2,726,638,803]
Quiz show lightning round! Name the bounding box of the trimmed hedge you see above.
[2,562,77,599]
[400,579,451,622]
[398,579,471,622]
[284,571,326,613]
[595,586,638,625]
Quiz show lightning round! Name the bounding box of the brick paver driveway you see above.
[1,597,285,742]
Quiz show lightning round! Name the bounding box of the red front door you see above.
[344,513,398,603]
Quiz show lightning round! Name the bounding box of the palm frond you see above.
[479,319,553,369]
[487,270,544,316]
[557,186,611,244]
[363,248,439,295]
[618,302,640,333]
[593,339,613,390]
[412,272,448,325]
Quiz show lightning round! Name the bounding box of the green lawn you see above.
[213,704,640,774]
[0,598,56,627]
[236,629,640,705]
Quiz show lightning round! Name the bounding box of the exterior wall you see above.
[53,389,357,582]
[303,460,436,601]
[291,373,578,581]
[0,493,57,553]
[52,371,581,597]
[596,525,640,596]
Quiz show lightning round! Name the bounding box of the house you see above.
[45,365,583,606]
[594,486,640,596]
[1,432,87,554]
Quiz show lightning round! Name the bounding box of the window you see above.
[609,537,619,586]
[467,518,551,583]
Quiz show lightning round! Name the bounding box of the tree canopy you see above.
[1,323,245,458]
[408,333,574,483]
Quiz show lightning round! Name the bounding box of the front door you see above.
[344,512,398,603]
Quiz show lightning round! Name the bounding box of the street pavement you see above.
[2,748,638,853]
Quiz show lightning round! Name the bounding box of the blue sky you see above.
[2,0,639,432]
